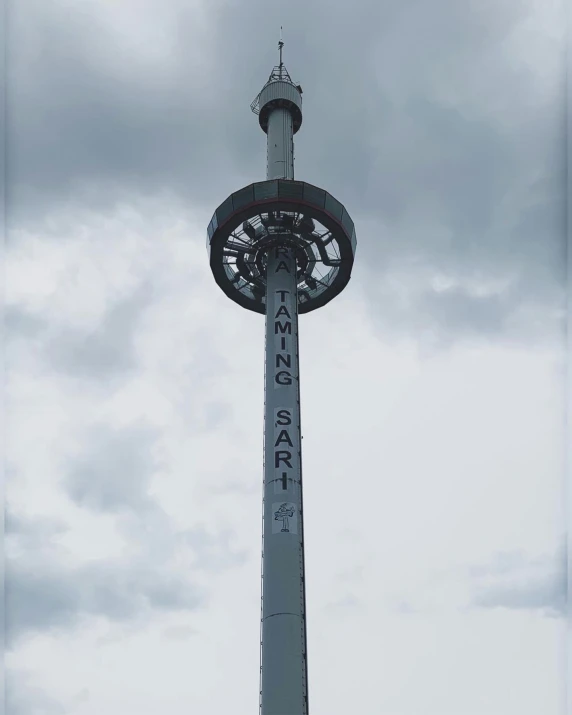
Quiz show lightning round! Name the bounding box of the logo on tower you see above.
[272,502,297,534]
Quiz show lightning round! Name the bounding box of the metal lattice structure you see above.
[207,39,356,715]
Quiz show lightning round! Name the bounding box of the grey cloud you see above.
[8,0,254,224]
[417,283,563,345]
[201,400,231,431]
[324,595,359,611]
[6,506,246,647]
[6,305,50,376]
[6,280,156,385]
[470,548,567,618]
[7,416,247,646]
[179,527,248,573]
[5,507,206,647]
[474,573,566,617]
[63,422,247,569]
[422,289,508,336]
[45,281,155,381]
[6,557,203,646]
[207,480,259,496]
[394,548,567,617]
[173,328,234,430]
[8,0,540,220]
[5,305,46,339]
[64,422,159,513]
[5,508,68,542]
[394,600,420,615]
[162,624,198,641]
[466,549,531,578]
[357,280,563,351]
[7,0,565,343]
[6,670,68,715]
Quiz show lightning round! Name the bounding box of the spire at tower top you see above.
[270,26,290,83]
[278,26,284,77]
[250,33,303,116]
[264,32,296,85]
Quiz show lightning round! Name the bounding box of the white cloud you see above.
[8,202,565,709]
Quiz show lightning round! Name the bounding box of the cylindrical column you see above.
[261,245,308,715]
[267,108,294,180]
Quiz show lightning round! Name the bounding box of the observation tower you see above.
[207,38,357,715]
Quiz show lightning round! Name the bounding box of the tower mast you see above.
[207,42,357,715]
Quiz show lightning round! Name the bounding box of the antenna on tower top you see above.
[251,29,299,114]
[278,26,284,78]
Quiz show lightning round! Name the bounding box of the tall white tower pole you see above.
[260,38,308,715]
[262,246,307,714]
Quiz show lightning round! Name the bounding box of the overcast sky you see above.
[5,1,569,714]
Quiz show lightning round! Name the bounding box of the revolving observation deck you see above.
[207,178,357,314]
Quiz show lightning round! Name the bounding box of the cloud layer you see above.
[7,0,567,342]
[5,1,567,713]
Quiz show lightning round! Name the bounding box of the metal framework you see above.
[207,39,356,715]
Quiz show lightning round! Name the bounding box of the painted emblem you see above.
[273,502,296,533]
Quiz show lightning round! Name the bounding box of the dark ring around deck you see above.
[259,98,303,134]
